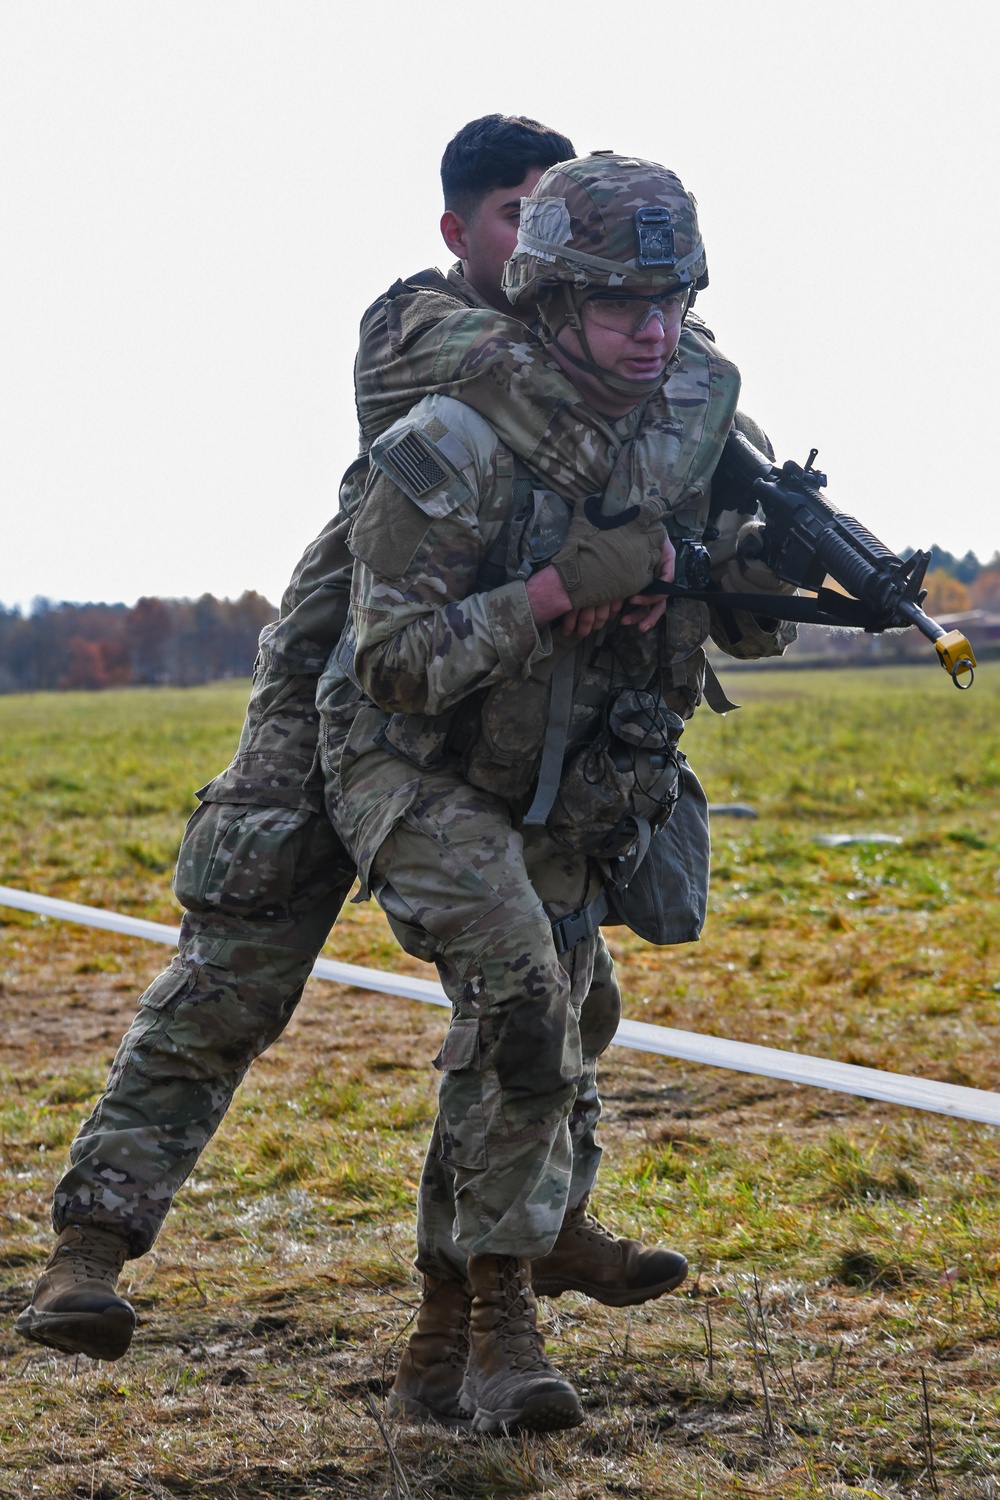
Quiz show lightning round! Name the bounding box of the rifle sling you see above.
[650,581,890,631]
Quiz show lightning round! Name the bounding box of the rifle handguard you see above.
[712,429,977,688]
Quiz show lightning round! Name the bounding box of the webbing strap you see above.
[651,580,887,630]
[550,888,610,954]
[702,660,741,714]
[523,648,577,827]
[476,466,535,592]
[513,232,705,284]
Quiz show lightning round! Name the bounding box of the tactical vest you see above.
[372,326,741,836]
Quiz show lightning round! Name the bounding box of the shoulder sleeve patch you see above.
[379,428,449,498]
[371,405,479,519]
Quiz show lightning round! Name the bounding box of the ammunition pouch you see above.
[547,688,685,857]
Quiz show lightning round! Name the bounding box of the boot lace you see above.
[569,1212,620,1247]
[495,1259,550,1373]
[54,1228,126,1283]
[442,1320,471,1369]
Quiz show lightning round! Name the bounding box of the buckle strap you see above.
[549,888,610,954]
[523,648,577,828]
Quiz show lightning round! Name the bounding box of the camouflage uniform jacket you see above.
[202,268,792,821]
[323,324,793,856]
[193,268,492,817]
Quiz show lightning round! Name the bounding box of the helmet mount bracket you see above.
[635,207,675,267]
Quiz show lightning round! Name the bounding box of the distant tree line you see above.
[0,593,276,693]
[925,545,993,587]
[3,546,998,694]
[919,550,1000,612]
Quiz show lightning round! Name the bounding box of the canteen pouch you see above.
[547,688,684,857]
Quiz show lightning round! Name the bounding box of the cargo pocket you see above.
[377,879,440,963]
[101,960,204,1094]
[173,801,320,921]
[434,1017,487,1170]
[350,777,421,900]
[136,962,198,1013]
[432,1017,480,1073]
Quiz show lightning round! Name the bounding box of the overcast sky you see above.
[2,0,998,611]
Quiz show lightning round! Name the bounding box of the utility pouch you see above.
[464,674,549,777]
[548,688,684,857]
[601,760,710,945]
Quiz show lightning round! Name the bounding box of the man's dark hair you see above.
[441,115,576,219]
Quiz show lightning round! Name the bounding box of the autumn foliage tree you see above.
[0,592,275,693]
[970,556,1000,610]
[919,570,973,617]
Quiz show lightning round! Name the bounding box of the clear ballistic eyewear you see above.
[583,287,689,335]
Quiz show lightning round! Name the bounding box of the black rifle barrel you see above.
[715,428,976,685]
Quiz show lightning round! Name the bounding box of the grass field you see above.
[1,664,999,1499]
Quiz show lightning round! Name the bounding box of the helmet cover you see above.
[503,152,708,308]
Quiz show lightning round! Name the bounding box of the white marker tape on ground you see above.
[0,885,449,1007]
[3,883,999,1128]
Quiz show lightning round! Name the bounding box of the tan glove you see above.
[551,503,666,611]
[715,520,796,597]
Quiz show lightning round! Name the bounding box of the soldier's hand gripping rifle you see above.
[655,429,977,688]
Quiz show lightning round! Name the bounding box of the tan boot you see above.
[387,1273,473,1428]
[532,1200,687,1307]
[461,1254,583,1434]
[14,1225,135,1360]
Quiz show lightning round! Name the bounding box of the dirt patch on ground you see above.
[4,917,999,1498]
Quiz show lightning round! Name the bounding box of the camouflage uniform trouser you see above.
[328,735,622,1280]
[52,800,354,1258]
[52,795,619,1265]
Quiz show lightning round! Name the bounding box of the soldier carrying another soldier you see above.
[316,151,795,1433]
[16,124,795,1433]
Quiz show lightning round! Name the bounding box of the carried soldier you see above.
[17,120,796,1434]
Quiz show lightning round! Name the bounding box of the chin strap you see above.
[542,286,670,400]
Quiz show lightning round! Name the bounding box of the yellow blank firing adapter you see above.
[935,629,977,688]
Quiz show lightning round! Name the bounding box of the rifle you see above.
[657,429,978,689]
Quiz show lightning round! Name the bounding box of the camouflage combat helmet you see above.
[503,152,707,396]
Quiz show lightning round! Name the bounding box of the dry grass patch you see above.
[2,668,1000,1496]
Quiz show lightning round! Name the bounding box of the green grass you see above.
[1,666,1000,1498]
[0,683,250,917]
[688,662,1000,817]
